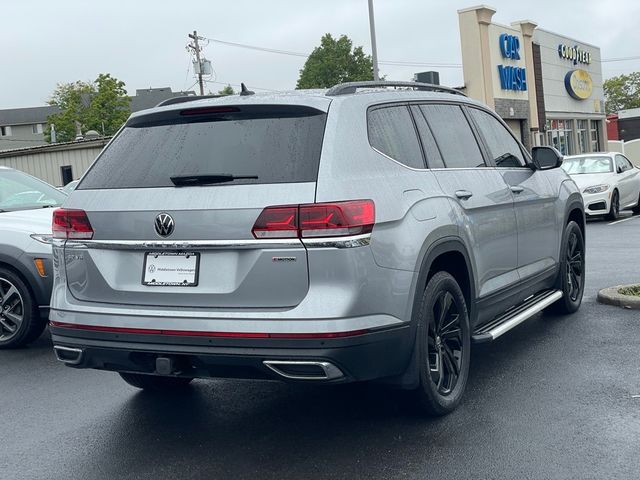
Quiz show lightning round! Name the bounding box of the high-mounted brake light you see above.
[251,200,375,239]
[180,106,240,116]
[52,208,94,240]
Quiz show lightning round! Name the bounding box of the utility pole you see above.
[368,0,380,81]
[188,30,205,95]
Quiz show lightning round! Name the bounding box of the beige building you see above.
[0,138,109,187]
[458,5,606,154]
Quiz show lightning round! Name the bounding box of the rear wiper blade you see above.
[170,174,258,186]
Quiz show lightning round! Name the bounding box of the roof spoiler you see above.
[155,95,222,108]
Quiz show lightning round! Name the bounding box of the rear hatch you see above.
[60,103,328,309]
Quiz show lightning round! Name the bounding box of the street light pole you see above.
[368,0,380,81]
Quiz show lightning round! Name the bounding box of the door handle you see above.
[510,186,524,194]
[455,190,473,200]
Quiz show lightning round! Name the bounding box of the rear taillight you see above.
[252,206,299,238]
[252,200,375,239]
[52,208,94,240]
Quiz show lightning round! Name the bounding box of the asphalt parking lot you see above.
[1,214,639,480]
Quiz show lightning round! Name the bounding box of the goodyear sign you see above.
[497,34,527,91]
[558,44,592,66]
[564,69,593,100]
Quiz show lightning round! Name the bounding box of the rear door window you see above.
[419,104,486,168]
[468,108,526,167]
[79,105,327,189]
[367,105,425,169]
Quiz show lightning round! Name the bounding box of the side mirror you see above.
[531,146,563,170]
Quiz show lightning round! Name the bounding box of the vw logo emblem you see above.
[155,213,175,237]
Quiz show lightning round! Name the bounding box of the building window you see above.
[0,126,12,137]
[576,120,589,153]
[590,120,601,152]
[32,123,43,134]
[546,119,574,155]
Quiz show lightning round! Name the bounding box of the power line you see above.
[206,36,640,66]
[204,37,463,68]
[601,55,640,63]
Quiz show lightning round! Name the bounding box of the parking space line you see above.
[608,215,639,226]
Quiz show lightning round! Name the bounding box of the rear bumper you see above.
[50,324,414,383]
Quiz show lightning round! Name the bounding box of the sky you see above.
[2,0,639,108]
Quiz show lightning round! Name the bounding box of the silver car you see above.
[50,81,585,415]
[0,167,65,348]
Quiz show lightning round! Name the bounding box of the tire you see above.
[606,190,620,220]
[0,267,45,349]
[632,193,640,215]
[549,221,585,314]
[119,372,193,391]
[412,271,471,416]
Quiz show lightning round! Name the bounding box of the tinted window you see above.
[419,104,485,168]
[368,106,425,169]
[410,105,445,169]
[469,108,525,167]
[617,155,633,171]
[79,106,327,189]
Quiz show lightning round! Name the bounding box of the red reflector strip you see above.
[49,321,369,339]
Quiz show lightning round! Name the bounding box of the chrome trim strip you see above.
[488,290,563,340]
[301,234,371,248]
[53,345,84,365]
[263,360,344,381]
[64,238,303,250]
[63,234,371,250]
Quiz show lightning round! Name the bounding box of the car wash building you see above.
[458,5,606,154]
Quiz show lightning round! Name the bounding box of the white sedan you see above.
[562,153,640,220]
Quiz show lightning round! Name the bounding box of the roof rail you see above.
[325,81,466,97]
[155,94,222,108]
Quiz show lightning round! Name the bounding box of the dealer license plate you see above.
[142,252,200,286]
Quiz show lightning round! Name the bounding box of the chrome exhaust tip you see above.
[53,345,84,365]
[263,360,344,381]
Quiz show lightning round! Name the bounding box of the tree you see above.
[296,34,373,89]
[84,74,130,136]
[45,81,94,143]
[217,85,235,96]
[45,73,131,143]
[604,72,640,114]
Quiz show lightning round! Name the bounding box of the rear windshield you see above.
[79,105,327,189]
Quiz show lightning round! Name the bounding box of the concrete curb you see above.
[597,285,640,309]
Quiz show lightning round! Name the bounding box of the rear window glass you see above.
[79,105,327,189]
[367,106,425,169]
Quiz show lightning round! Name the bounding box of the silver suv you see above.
[50,81,585,415]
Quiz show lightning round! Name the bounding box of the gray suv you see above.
[50,81,585,415]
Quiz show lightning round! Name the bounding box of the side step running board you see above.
[472,290,563,343]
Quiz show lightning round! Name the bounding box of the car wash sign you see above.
[497,33,527,91]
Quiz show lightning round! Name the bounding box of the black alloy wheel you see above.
[607,191,620,220]
[565,229,584,303]
[427,290,464,395]
[414,271,470,415]
[549,221,585,314]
